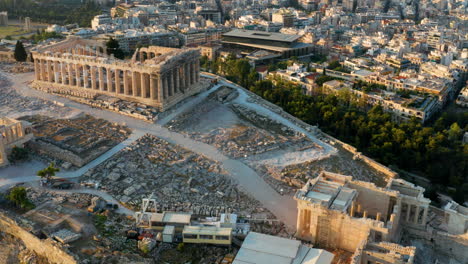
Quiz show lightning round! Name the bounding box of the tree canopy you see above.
[14,41,28,62]
[106,37,125,60]
[37,163,60,182]
[6,186,34,210]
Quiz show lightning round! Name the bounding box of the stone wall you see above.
[297,203,389,253]
[28,140,87,167]
[320,132,399,180]
[347,181,395,221]
[405,226,468,264]
[0,211,77,264]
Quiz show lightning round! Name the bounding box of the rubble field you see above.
[19,114,131,168]
[21,188,149,263]
[250,144,389,194]
[166,86,321,159]
[0,71,75,118]
[81,134,273,219]
[0,62,34,74]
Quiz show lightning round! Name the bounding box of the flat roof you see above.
[223,29,301,43]
[183,225,232,236]
[163,225,175,235]
[150,212,192,224]
[162,212,191,224]
[233,232,333,264]
[222,40,312,52]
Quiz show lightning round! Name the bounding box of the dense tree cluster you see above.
[0,0,101,27]
[31,31,64,43]
[213,55,467,202]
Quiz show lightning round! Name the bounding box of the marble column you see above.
[190,61,195,85]
[38,59,43,80]
[141,73,150,98]
[406,204,411,222]
[297,209,303,234]
[132,71,140,97]
[123,71,130,95]
[41,59,47,81]
[163,74,168,99]
[158,75,163,101]
[75,64,81,87]
[414,206,420,224]
[195,60,200,82]
[34,59,40,80]
[68,63,75,86]
[99,67,105,91]
[421,207,428,226]
[83,66,88,88]
[90,66,97,90]
[115,69,121,94]
[168,71,173,97]
[16,123,23,137]
[184,63,189,89]
[54,62,60,84]
[47,60,53,82]
[173,69,179,94]
[178,67,184,92]
[150,75,157,100]
[61,62,67,85]
[107,68,113,92]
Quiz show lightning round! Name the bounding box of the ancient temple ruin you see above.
[0,117,33,167]
[32,37,204,111]
[295,171,422,264]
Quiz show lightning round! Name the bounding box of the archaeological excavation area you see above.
[19,114,131,168]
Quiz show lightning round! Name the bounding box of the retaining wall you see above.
[0,211,77,264]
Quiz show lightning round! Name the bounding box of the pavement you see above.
[0,70,299,230]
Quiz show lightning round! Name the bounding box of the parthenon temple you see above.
[32,37,204,111]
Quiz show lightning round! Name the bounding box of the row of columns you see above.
[0,123,24,145]
[402,202,428,225]
[34,58,200,103]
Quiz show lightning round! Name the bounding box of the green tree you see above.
[14,41,28,62]
[37,163,60,182]
[327,60,341,69]
[8,146,29,162]
[6,187,34,210]
[106,37,125,60]
[448,123,462,141]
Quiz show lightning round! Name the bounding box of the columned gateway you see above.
[32,38,202,111]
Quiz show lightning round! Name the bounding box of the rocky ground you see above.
[20,187,149,264]
[0,62,34,73]
[0,232,48,264]
[250,144,390,194]
[167,87,319,160]
[81,134,269,218]
[0,70,76,118]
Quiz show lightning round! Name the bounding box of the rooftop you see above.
[223,29,301,43]
[233,232,334,264]
[183,225,232,236]
[295,172,357,212]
